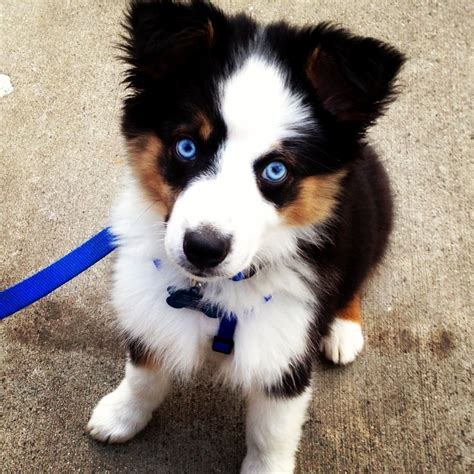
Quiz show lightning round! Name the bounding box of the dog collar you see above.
[153,260,270,355]
[231,266,257,281]
[165,283,238,355]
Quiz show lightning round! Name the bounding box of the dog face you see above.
[121,1,404,279]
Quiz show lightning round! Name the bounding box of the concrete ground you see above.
[1,0,472,472]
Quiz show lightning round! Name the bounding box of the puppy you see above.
[87,1,405,471]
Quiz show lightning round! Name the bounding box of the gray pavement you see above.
[1,1,472,472]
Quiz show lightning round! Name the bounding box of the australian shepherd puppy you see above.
[87,1,405,471]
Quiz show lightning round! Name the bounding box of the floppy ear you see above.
[121,0,224,88]
[306,24,406,134]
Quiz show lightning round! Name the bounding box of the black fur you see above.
[128,336,151,365]
[121,0,405,398]
[304,146,394,338]
[266,354,314,398]
[267,146,394,397]
[121,0,404,207]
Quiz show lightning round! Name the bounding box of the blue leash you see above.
[0,226,239,355]
[0,228,117,320]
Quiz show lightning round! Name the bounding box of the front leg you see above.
[87,356,170,443]
[321,293,364,364]
[241,386,312,473]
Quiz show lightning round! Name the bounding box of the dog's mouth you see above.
[180,265,224,281]
[172,255,257,283]
[175,260,237,282]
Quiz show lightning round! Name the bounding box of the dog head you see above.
[121,0,405,280]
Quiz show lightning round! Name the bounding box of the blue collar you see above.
[166,284,238,355]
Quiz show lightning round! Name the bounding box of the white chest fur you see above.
[110,177,317,392]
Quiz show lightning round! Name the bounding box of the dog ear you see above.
[306,24,405,134]
[121,0,224,87]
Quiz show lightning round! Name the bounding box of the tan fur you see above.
[306,47,324,93]
[174,112,212,141]
[281,171,346,226]
[338,294,361,323]
[206,19,215,46]
[197,112,213,141]
[127,133,176,216]
[306,47,320,79]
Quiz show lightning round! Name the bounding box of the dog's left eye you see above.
[262,161,288,183]
[175,138,197,161]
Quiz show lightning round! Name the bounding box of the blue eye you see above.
[176,138,197,161]
[262,161,288,183]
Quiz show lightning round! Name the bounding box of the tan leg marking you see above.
[321,294,364,364]
[338,293,362,323]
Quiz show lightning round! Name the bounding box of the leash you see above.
[0,227,252,355]
[0,228,117,320]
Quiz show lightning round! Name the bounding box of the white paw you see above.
[241,453,294,473]
[321,318,364,365]
[87,386,153,443]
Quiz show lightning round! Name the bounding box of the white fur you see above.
[220,55,312,150]
[88,362,170,443]
[109,175,316,388]
[109,56,319,388]
[242,386,312,473]
[321,318,364,365]
[165,56,314,279]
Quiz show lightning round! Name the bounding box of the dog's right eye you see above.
[175,138,197,161]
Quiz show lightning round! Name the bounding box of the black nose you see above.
[183,228,231,269]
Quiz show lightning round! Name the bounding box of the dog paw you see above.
[321,318,364,365]
[241,453,294,473]
[87,387,152,443]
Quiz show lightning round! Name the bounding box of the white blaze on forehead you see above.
[219,55,312,155]
[165,56,314,278]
